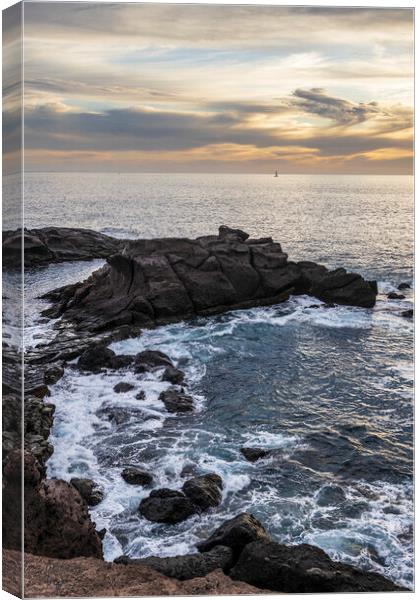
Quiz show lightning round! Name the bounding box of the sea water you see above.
[22,173,413,587]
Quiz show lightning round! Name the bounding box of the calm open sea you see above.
[22,173,413,587]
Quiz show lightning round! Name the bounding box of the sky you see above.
[18,2,414,174]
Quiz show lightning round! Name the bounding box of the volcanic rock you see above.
[139,489,197,524]
[70,478,104,506]
[240,447,271,462]
[230,540,405,592]
[197,513,272,555]
[397,282,411,290]
[77,345,117,373]
[113,382,135,393]
[159,388,194,413]
[182,474,223,510]
[44,365,64,385]
[387,292,405,300]
[134,350,173,373]
[121,467,153,486]
[402,309,414,318]
[162,365,185,384]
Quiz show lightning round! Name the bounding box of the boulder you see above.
[139,489,197,524]
[135,391,146,400]
[311,270,377,308]
[70,478,104,506]
[115,545,233,580]
[134,350,173,373]
[113,382,135,393]
[182,474,223,510]
[77,345,116,373]
[159,389,194,413]
[402,309,414,318]
[218,225,249,242]
[240,447,271,462]
[121,468,153,486]
[230,540,405,592]
[397,282,411,290]
[162,366,185,385]
[197,513,272,555]
[44,365,64,385]
[387,292,405,300]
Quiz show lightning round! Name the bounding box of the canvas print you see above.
[2,1,414,597]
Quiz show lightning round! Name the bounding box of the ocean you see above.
[22,172,413,587]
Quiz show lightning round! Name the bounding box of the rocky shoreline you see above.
[2,226,409,595]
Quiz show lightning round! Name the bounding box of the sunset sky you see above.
[22,2,414,174]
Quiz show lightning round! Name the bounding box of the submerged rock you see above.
[230,540,405,592]
[113,382,135,393]
[387,292,405,300]
[134,350,173,373]
[114,545,233,580]
[121,467,153,486]
[398,282,411,290]
[315,484,346,507]
[139,489,197,524]
[182,474,223,511]
[70,478,104,507]
[240,447,271,462]
[159,388,194,413]
[44,365,64,385]
[402,309,414,318]
[197,512,272,555]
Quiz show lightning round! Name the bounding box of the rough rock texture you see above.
[134,350,173,373]
[240,447,271,462]
[182,474,223,511]
[2,551,265,597]
[3,450,103,559]
[159,388,195,413]
[70,478,104,506]
[77,344,133,373]
[115,546,233,580]
[113,382,135,393]
[162,365,185,384]
[197,513,272,555]
[230,540,406,592]
[139,488,197,524]
[121,467,153,486]
[3,227,125,267]
[40,226,377,334]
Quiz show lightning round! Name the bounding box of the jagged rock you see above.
[44,365,64,385]
[159,388,194,413]
[37,227,377,336]
[398,282,411,290]
[230,540,405,592]
[162,366,185,384]
[402,309,414,318]
[134,350,173,373]
[78,345,117,373]
[197,513,272,555]
[139,489,197,524]
[182,474,223,510]
[113,382,135,393]
[315,484,346,506]
[240,447,271,462]
[121,467,153,486]
[3,450,103,559]
[388,292,405,300]
[114,545,233,580]
[135,390,146,400]
[70,478,104,506]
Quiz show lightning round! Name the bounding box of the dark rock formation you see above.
[40,226,377,335]
[159,388,194,413]
[70,478,104,506]
[115,545,233,580]
[121,467,153,486]
[135,390,146,400]
[162,365,185,384]
[402,309,414,318]
[134,350,173,373]
[139,489,197,524]
[182,474,223,511]
[240,447,271,462]
[44,365,64,385]
[398,282,411,290]
[197,513,272,555]
[315,484,346,506]
[77,345,117,373]
[388,292,405,300]
[230,540,405,592]
[3,227,125,268]
[113,382,135,393]
[3,450,103,559]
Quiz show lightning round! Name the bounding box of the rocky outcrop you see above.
[240,447,271,462]
[159,388,194,413]
[230,540,405,592]
[115,545,233,580]
[139,488,197,524]
[3,227,125,268]
[3,450,103,559]
[70,478,104,506]
[197,513,272,555]
[40,226,377,335]
[121,467,153,486]
[5,550,264,597]
[182,474,223,511]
